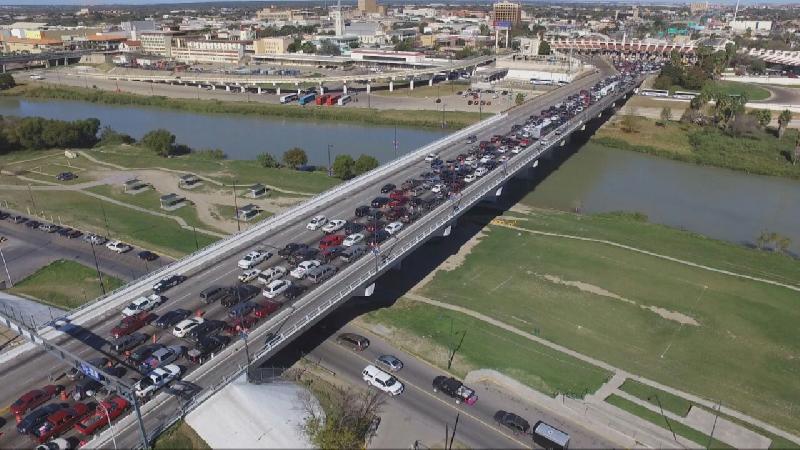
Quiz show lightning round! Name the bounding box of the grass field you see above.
[706,80,771,101]
[86,184,225,235]
[417,210,800,435]
[605,394,732,449]
[88,145,339,195]
[10,259,124,310]
[153,420,210,450]
[363,298,611,398]
[0,188,217,257]
[619,379,693,417]
[593,116,800,180]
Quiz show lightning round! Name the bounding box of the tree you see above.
[300,383,384,449]
[538,40,552,55]
[97,126,135,146]
[257,152,280,168]
[300,41,316,54]
[141,129,175,157]
[318,40,341,56]
[0,73,15,90]
[619,115,637,133]
[394,38,414,52]
[748,109,772,128]
[354,154,379,175]
[660,107,672,123]
[515,93,524,106]
[728,113,759,137]
[479,23,490,36]
[332,154,355,179]
[778,109,792,138]
[283,147,308,168]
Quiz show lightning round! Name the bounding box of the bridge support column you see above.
[409,79,414,90]
[581,124,586,131]
[276,86,280,95]
[257,86,262,94]
[429,78,433,86]
[342,83,347,94]
[363,283,375,297]
[2,64,6,73]
[560,140,566,147]
[319,84,325,95]
[225,85,230,92]
[45,60,50,68]
[366,83,371,94]
[64,57,68,66]
[241,86,246,93]
[532,159,539,168]
[442,224,452,237]
[211,85,216,90]
[297,84,301,95]
[389,81,394,92]
[495,185,504,197]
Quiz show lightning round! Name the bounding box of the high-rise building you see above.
[492,1,521,28]
[358,0,379,15]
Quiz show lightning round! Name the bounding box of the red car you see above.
[10,385,62,416]
[388,198,407,208]
[33,403,91,443]
[253,300,281,319]
[74,395,129,436]
[318,234,344,251]
[225,316,258,334]
[110,311,156,339]
[388,190,407,200]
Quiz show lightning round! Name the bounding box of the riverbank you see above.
[2,84,483,130]
[367,206,800,439]
[593,115,800,180]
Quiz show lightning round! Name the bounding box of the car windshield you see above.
[125,303,137,310]
[385,377,396,387]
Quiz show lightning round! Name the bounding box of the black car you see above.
[110,332,148,353]
[0,211,8,220]
[222,284,260,308]
[278,242,307,258]
[354,205,371,217]
[228,301,257,318]
[380,183,396,194]
[25,220,41,229]
[65,229,84,239]
[56,172,76,181]
[283,284,307,301]
[368,229,391,245]
[154,309,191,328]
[343,221,365,235]
[186,320,225,343]
[289,247,319,265]
[138,250,159,261]
[152,274,187,294]
[371,197,390,208]
[188,334,230,364]
[494,410,530,434]
[368,209,384,220]
[17,402,70,434]
[127,343,164,365]
[56,227,72,237]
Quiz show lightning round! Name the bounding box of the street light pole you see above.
[327,144,333,177]
[100,402,119,450]
[0,245,12,287]
[232,181,241,233]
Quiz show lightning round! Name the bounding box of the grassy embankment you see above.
[593,116,800,180]
[10,259,124,310]
[152,421,210,450]
[605,394,733,449]
[4,84,484,130]
[371,207,800,436]
[705,80,771,101]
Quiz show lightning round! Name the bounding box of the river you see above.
[2,96,799,252]
[0,97,448,164]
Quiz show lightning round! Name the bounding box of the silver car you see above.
[376,354,403,372]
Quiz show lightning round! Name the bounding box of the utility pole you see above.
[393,126,398,159]
[0,243,12,287]
[327,144,333,177]
[449,413,460,450]
[26,184,36,211]
[652,395,678,443]
[89,241,106,295]
[232,181,241,232]
[192,225,199,251]
[98,199,111,238]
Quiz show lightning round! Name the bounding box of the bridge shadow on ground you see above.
[264,109,609,368]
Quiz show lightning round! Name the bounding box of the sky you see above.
[0,0,788,6]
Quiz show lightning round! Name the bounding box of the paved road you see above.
[0,60,622,449]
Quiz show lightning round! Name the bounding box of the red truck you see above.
[74,395,129,436]
[253,300,281,319]
[315,94,330,105]
[110,311,156,339]
[319,234,344,250]
[326,94,341,105]
[32,403,91,443]
[10,385,63,416]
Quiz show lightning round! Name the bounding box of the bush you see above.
[0,73,15,90]
[141,129,176,157]
[332,154,355,179]
[283,147,308,168]
[257,152,280,168]
[192,148,227,160]
[97,126,135,147]
[2,116,99,150]
[354,154,379,175]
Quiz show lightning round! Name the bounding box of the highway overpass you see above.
[0,59,640,449]
[0,50,91,73]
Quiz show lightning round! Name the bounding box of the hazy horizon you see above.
[0,0,793,6]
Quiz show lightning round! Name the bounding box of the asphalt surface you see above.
[0,60,623,449]
[306,322,619,449]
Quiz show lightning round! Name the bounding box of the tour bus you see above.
[639,89,669,97]
[280,93,298,104]
[298,93,316,105]
[672,91,699,100]
[532,421,570,449]
[337,94,352,106]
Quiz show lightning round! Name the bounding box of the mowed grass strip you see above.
[0,189,217,257]
[605,394,733,449]
[420,222,800,435]
[504,208,800,288]
[363,298,611,397]
[619,379,693,417]
[10,259,123,310]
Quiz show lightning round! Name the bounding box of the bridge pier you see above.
[257,86,262,94]
[241,86,246,93]
[225,85,230,92]
[429,78,433,87]
[409,79,414,90]
[442,224,452,237]
[2,64,6,73]
[342,83,347,94]
[319,84,325,95]
[366,83,371,94]
[389,81,394,92]
[211,85,216,91]
[363,283,375,297]
[275,85,280,95]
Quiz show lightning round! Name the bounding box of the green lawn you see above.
[10,259,124,310]
[418,211,800,435]
[619,379,693,417]
[0,189,217,257]
[153,420,210,450]
[605,394,732,449]
[706,80,771,101]
[363,298,612,398]
[86,185,225,235]
[592,117,800,181]
[88,146,339,195]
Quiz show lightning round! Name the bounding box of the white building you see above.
[730,20,772,34]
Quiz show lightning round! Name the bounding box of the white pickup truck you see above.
[135,364,181,398]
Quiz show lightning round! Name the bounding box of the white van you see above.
[362,365,404,396]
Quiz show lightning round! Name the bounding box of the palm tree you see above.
[778,109,792,138]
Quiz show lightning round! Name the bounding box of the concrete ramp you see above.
[684,406,771,449]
